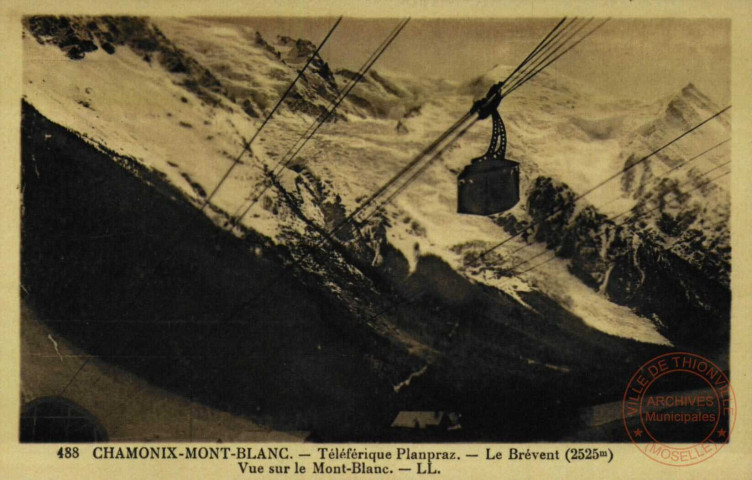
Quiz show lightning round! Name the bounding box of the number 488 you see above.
[57,446,79,459]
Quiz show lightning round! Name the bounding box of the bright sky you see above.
[211,17,730,105]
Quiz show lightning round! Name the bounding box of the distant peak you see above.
[682,82,698,94]
[671,82,715,107]
[276,34,295,45]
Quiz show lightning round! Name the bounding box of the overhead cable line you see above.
[61,17,413,397]
[506,161,731,276]
[501,18,593,94]
[341,19,609,234]
[269,18,410,180]
[502,137,730,264]
[598,138,730,214]
[515,168,731,277]
[354,121,477,228]
[502,17,585,90]
[215,19,415,324]
[310,18,575,232]
[57,16,344,396]
[501,17,570,86]
[231,18,411,223]
[479,105,731,259]
[504,18,611,96]
[224,16,614,335]
[203,16,343,209]
[346,148,733,338]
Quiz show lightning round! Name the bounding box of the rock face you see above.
[495,171,729,348]
[25,16,226,105]
[19,100,417,440]
[527,176,576,248]
[27,15,441,124]
[23,16,346,120]
[278,35,338,88]
[471,78,731,350]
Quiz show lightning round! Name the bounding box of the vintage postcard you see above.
[1,0,751,478]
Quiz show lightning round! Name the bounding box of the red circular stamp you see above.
[622,352,736,466]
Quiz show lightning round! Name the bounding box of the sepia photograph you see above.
[15,8,737,452]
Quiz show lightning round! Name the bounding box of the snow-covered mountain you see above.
[21,15,731,439]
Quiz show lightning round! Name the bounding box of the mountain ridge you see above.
[20,15,732,440]
[22,15,730,350]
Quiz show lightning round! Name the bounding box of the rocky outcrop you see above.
[278,36,338,88]
[25,16,226,106]
[493,175,729,348]
[526,176,576,248]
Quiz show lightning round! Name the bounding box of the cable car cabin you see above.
[458,108,519,215]
[458,157,519,215]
